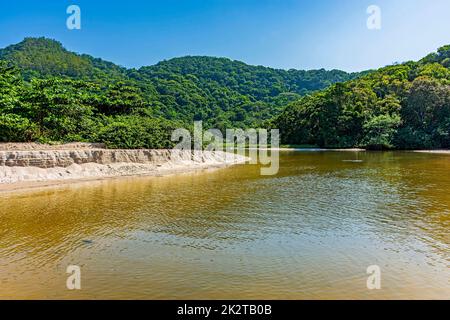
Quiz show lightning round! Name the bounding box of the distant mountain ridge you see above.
[0,37,359,85]
[140,55,360,98]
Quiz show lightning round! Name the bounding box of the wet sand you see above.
[0,161,245,194]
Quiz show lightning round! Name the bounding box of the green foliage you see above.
[0,37,362,146]
[93,82,147,115]
[1,37,450,151]
[96,116,180,149]
[19,78,98,141]
[0,37,363,128]
[362,114,401,149]
[136,56,361,127]
[273,47,450,150]
[0,113,38,142]
[0,37,127,80]
[0,61,22,113]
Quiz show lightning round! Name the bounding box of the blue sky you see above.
[1,0,450,72]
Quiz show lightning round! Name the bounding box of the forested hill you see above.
[0,37,127,80]
[3,37,449,150]
[272,45,450,150]
[139,56,357,100]
[0,37,360,133]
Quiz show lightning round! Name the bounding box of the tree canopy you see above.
[1,37,450,150]
[0,37,360,147]
[271,46,450,149]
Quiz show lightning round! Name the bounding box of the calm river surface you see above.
[0,151,449,299]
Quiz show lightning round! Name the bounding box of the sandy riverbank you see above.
[413,150,450,154]
[0,146,247,192]
[248,147,366,152]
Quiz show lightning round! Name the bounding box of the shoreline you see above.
[1,145,449,194]
[0,161,241,194]
[412,150,450,154]
[0,149,247,193]
[246,147,366,152]
[274,148,450,154]
[271,148,366,152]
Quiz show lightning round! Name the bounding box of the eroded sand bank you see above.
[0,145,247,191]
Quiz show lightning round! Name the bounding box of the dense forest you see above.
[272,46,450,149]
[0,37,360,149]
[1,37,450,150]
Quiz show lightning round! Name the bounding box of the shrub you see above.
[96,116,180,149]
[0,114,38,142]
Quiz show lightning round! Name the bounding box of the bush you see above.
[394,127,434,150]
[0,114,38,142]
[96,116,180,149]
[362,114,401,149]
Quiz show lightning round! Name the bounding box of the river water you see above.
[0,151,448,299]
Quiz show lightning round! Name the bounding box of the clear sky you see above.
[1,0,450,72]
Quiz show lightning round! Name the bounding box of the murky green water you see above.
[0,151,448,299]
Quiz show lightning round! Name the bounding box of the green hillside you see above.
[135,56,360,128]
[0,37,361,147]
[272,46,450,149]
[0,37,127,80]
[3,37,449,150]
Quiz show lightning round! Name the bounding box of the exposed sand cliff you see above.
[0,145,247,188]
[0,142,106,151]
